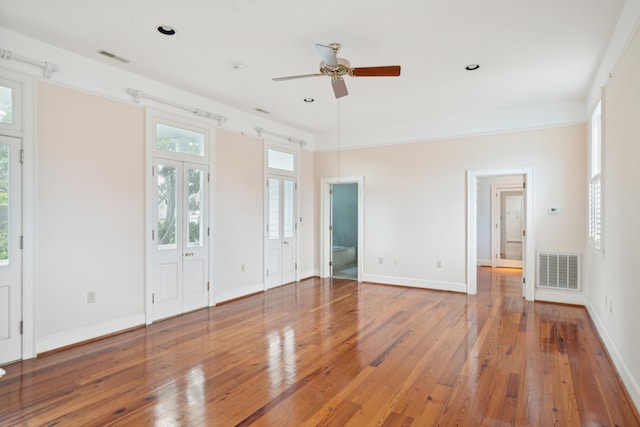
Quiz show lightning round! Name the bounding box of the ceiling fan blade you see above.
[331,77,348,98]
[273,73,323,81]
[316,44,339,67]
[351,66,401,77]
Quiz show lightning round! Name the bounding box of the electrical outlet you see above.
[241,264,245,273]
[394,258,399,265]
[378,257,384,264]
[87,291,96,304]
[437,260,443,268]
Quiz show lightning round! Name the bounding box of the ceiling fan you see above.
[273,43,401,98]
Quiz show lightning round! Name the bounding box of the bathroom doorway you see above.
[320,176,364,281]
[331,183,358,279]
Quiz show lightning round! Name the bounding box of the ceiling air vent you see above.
[98,50,130,63]
[537,253,580,290]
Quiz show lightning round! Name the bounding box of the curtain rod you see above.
[255,127,307,147]
[0,48,61,78]
[126,88,227,126]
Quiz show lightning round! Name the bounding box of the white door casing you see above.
[0,135,22,364]
[467,168,535,300]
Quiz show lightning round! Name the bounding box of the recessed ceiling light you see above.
[465,64,480,71]
[157,25,176,36]
[304,98,314,103]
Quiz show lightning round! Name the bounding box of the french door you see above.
[265,175,297,289]
[0,135,22,364]
[151,159,209,321]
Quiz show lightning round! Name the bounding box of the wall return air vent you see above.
[537,252,580,290]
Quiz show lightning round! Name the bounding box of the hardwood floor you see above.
[1,268,638,426]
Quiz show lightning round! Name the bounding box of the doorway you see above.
[320,176,364,281]
[147,113,213,323]
[492,185,524,269]
[331,183,358,279]
[265,174,297,289]
[466,168,534,301]
[151,159,209,321]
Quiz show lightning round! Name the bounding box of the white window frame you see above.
[589,101,603,251]
[265,144,297,177]
[149,112,210,163]
[0,78,23,133]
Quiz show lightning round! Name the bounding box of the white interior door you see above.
[265,175,297,289]
[152,159,209,321]
[0,135,22,364]
[492,187,524,269]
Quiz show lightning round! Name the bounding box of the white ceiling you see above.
[0,0,626,137]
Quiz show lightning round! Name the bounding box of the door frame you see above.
[145,109,215,324]
[491,184,524,269]
[263,142,300,289]
[467,167,535,301]
[320,176,364,281]
[264,174,298,289]
[0,69,36,360]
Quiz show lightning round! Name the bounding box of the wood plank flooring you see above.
[1,268,638,426]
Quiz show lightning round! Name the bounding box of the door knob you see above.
[185,252,194,256]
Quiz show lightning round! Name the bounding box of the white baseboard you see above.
[298,269,316,281]
[37,312,145,354]
[477,259,492,267]
[586,302,640,413]
[535,290,586,306]
[362,274,467,293]
[214,282,264,304]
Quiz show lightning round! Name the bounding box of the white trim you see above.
[298,269,316,280]
[362,274,466,293]
[214,282,264,304]
[320,176,364,281]
[467,167,535,300]
[587,302,640,411]
[477,259,492,267]
[535,291,586,306]
[37,313,145,354]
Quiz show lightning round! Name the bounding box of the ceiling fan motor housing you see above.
[320,58,351,79]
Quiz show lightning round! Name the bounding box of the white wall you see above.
[586,20,640,410]
[315,124,587,294]
[213,129,265,302]
[36,82,146,351]
[298,150,316,279]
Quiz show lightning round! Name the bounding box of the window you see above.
[589,101,602,248]
[0,79,22,131]
[156,123,205,157]
[267,149,294,173]
[0,85,12,124]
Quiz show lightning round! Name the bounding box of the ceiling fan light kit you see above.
[273,43,401,98]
